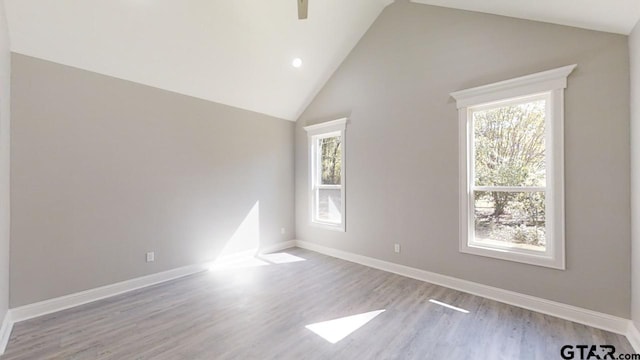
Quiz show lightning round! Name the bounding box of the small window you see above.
[304,118,347,231]
[451,65,576,269]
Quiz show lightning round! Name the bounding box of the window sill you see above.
[310,221,345,232]
[460,242,565,270]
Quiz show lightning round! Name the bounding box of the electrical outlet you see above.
[281,227,286,235]
[394,244,400,253]
[146,252,155,262]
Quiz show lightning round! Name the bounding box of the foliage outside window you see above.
[451,65,575,269]
[304,119,347,231]
[473,97,547,252]
[320,137,342,186]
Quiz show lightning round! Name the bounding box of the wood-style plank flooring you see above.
[1,248,634,359]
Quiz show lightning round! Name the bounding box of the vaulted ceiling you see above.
[4,0,392,121]
[3,0,639,121]
[411,0,640,35]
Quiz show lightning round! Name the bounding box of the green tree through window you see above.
[320,137,342,185]
[473,100,546,248]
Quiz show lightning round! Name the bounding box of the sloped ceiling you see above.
[4,0,392,121]
[3,0,639,121]
[411,0,640,35]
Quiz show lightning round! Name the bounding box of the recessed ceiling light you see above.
[292,58,303,68]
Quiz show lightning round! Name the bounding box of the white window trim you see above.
[450,65,576,270]
[304,118,347,232]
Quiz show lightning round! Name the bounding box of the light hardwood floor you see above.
[1,248,634,359]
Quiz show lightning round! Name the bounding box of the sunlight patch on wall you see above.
[207,200,306,272]
[218,201,260,258]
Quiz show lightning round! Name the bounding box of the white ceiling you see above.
[3,1,639,122]
[411,0,640,35]
[4,0,392,121]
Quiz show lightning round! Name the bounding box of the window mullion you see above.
[317,185,341,190]
[472,186,546,192]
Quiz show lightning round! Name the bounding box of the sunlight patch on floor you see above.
[259,252,306,264]
[209,256,270,270]
[429,299,469,314]
[209,252,306,271]
[305,310,385,344]
[207,200,306,271]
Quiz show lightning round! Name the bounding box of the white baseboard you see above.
[0,239,634,354]
[260,240,296,254]
[9,240,297,326]
[627,322,640,353]
[0,310,12,355]
[9,262,208,324]
[7,239,296,321]
[295,240,630,336]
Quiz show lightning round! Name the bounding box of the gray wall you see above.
[296,1,631,317]
[631,20,640,327]
[10,54,295,307]
[0,1,10,326]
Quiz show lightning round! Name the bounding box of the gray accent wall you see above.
[0,1,10,326]
[631,20,640,327]
[10,54,295,307]
[296,1,631,317]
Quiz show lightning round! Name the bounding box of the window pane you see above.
[473,99,546,187]
[317,189,342,223]
[473,191,545,252]
[320,136,342,185]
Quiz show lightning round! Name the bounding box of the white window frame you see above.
[304,118,347,231]
[450,65,576,269]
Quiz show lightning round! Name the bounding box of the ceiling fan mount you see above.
[297,0,308,20]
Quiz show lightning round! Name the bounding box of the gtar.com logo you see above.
[560,345,615,359]
[560,345,639,360]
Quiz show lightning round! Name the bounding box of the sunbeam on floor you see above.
[428,299,469,314]
[305,310,386,344]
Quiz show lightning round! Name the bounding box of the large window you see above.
[451,65,576,269]
[304,118,347,231]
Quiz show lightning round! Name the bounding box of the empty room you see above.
[0,0,640,359]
